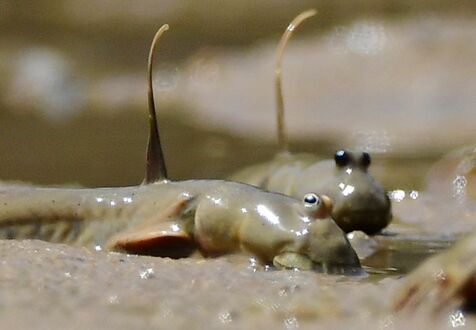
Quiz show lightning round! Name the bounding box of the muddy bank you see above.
[0,239,471,329]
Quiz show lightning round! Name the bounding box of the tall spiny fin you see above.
[275,9,317,151]
[145,24,169,183]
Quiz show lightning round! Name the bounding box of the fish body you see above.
[230,151,392,234]
[0,183,176,247]
[0,180,361,271]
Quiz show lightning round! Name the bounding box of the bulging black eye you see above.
[303,193,321,212]
[334,150,351,167]
[360,152,371,167]
[304,193,318,204]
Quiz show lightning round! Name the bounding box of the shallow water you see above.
[363,236,455,275]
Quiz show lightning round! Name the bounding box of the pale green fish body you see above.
[0,179,360,271]
[230,153,318,195]
[230,152,392,234]
[0,183,180,248]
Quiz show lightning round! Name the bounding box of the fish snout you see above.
[307,218,361,271]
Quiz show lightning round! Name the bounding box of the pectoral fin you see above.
[106,195,197,258]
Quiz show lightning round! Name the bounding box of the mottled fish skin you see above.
[0,180,361,271]
[0,183,182,248]
[230,152,392,234]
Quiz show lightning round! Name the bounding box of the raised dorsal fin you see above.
[145,24,169,183]
[275,9,317,152]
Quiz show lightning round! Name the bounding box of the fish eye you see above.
[303,193,321,211]
[360,152,371,168]
[334,150,351,167]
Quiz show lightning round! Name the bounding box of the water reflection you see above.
[186,51,221,93]
[327,20,386,55]
[352,130,392,153]
[154,65,180,92]
[345,21,386,55]
[6,48,85,121]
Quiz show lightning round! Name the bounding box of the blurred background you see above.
[0,1,475,188]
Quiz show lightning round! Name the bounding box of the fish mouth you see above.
[332,208,392,234]
[309,245,363,273]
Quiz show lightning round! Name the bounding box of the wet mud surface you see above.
[1,239,472,330]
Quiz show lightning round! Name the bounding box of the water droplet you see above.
[379,315,394,329]
[248,257,259,272]
[284,315,299,329]
[389,190,405,202]
[140,267,155,280]
[64,272,71,278]
[218,311,233,324]
[452,175,467,201]
[409,190,419,200]
[94,245,102,252]
[108,295,119,305]
[449,310,466,328]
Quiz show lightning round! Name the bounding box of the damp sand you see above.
[0,239,473,329]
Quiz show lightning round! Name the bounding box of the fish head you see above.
[295,150,391,234]
[195,184,361,272]
[271,193,361,273]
